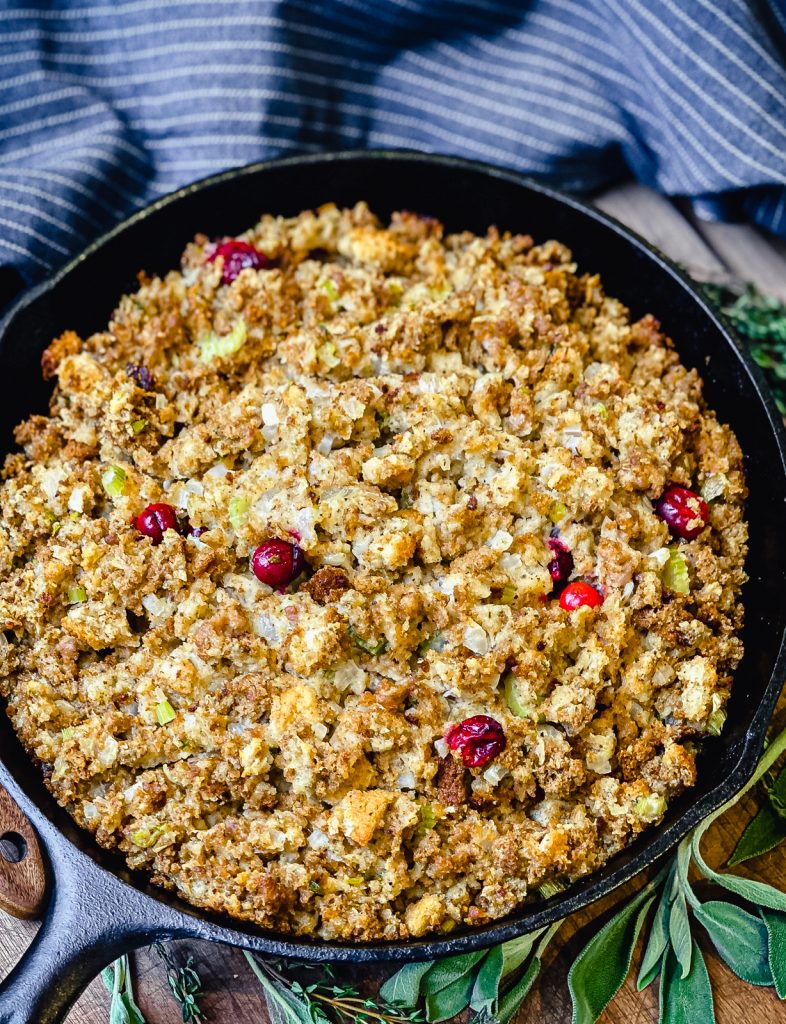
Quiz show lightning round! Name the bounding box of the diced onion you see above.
[483,763,508,785]
[463,622,489,656]
[308,829,329,850]
[261,402,279,426]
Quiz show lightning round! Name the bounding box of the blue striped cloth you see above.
[2,0,786,291]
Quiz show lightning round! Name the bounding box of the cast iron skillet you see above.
[0,151,785,1024]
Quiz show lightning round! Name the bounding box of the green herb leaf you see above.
[244,953,313,1024]
[425,971,474,1022]
[762,758,786,820]
[658,944,715,1024]
[668,892,692,980]
[102,957,147,1024]
[470,947,503,1015]
[694,901,772,986]
[495,956,543,1024]
[638,890,670,991]
[728,801,786,866]
[499,931,542,978]
[348,623,388,657]
[569,882,656,1023]
[379,962,433,1007]
[694,863,786,913]
[761,908,786,999]
[421,950,485,995]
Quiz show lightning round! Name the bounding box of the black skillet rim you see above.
[1,150,785,963]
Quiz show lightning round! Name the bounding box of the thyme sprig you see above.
[154,943,206,1022]
[244,954,426,1024]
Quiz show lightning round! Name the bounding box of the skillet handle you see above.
[0,785,47,920]
[0,794,192,1024]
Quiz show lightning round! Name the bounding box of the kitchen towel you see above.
[2,0,786,289]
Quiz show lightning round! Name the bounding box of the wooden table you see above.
[2,182,786,1024]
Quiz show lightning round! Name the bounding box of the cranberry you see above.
[135,503,179,545]
[445,715,506,768]
[125,363,154,391]
[559,581,604,611]
[547,537,574,593]
[207,239,268,284]
[251,538,305,588]
[654,485,708,540]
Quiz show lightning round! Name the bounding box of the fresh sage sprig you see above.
[101,955,147,1024]
[380,921,563,1023]
[567,725,786,1023]
[729,751,786,866]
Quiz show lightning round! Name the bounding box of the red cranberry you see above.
[125,363,154,391]
[654,486,708,540]
[251,538,305,588]
[135,503,179,545]
[547,537,574,592]
[445,715,506,768]
[559,581,604,611]
[207,239,268,284]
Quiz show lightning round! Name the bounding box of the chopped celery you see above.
[101,465,127,498]
[228,495,250,531]
[196,318,247,362]
[663,547,690,594]
[635,794,667,820]
[549,501,568,524]
[416,803,437,838]
[707,708,726,736]
[66,585,87,605]
[130,823,166,849]
[155,699,176,726]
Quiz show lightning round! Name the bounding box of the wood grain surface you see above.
[0,785,46,921]
[1,183,785,1023]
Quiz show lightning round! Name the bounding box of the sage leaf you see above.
[421,949,485,995]
[496,956,543,1024]
[696,867,786,913]
[694,901,772,986]
[244,952,312,1024]
[569,885,656,1023]
[425,970,475,1022]
[638,892,670,990]
[470,946,503,1014]
[500,929,543,978]
[379,961,433,1007]
[761,907,786,999]
[668,891,692,980]
[762,756,786,820]
[728,801,786,867]
[658,944,715,1024]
